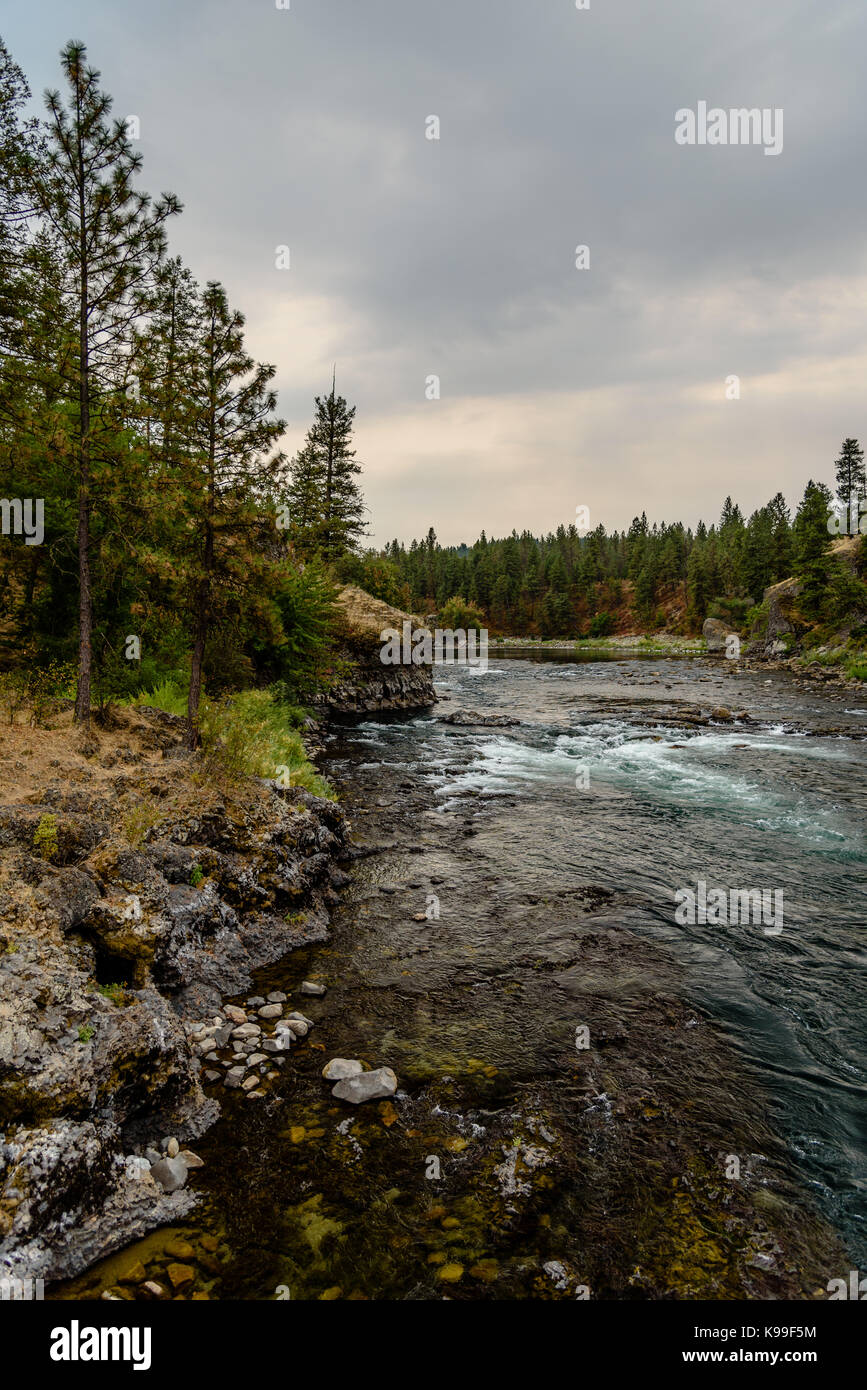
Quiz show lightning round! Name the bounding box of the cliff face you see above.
[319,586,437,718]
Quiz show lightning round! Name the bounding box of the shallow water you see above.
[57,655,866,1300]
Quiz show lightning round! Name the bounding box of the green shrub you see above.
[588,612,614,638]
[199,689,333,799]
[33,813,59,862]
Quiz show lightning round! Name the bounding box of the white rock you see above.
[322,1058,364,1081]
[300,981,326,996]
[331,1067,398,1104]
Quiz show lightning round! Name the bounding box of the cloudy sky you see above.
[5,0,866,545]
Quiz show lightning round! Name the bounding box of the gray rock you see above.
[702,617,737,653]
[331,1067,398,1104]
[224,1067,246,1089]
[322,1058,364,1081]
[258,1004,282,1019]
[281,1019,308,1037]
[247,996,265,1007]
[267,991,287,1003]
[149,1157,188,1193]
[231,1023,260,1040]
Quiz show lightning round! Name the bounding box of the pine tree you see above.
[285,440,326,556]
[303,374,365,559]
[834,438,865,509]
[22,41,180,724]
[179,281,286,745]
[793,480,832,617]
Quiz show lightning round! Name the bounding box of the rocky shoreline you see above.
[0,707,356,1286]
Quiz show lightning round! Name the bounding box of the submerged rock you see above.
[438,710,518,727]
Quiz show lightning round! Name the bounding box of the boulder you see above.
[702,618,737,653]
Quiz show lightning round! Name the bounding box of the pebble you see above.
[263,1037,289,1053]
[231,1023,260,1039]
[300,981,326,996]
[258,1004,283,1019]
[224,1067,246,1089]
[203,1069,221,1083]
[224,1005,246,1024]
[247,1053,268,1066]
[247,996,265,1007]
[267,991,287,1003]
[166,1137,180,1158]
[241,1075,259,1092]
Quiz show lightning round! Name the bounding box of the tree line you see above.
[354,444,866,640]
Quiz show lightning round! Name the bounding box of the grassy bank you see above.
[136,682,333,800]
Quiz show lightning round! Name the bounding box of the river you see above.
[57,654,866,1300]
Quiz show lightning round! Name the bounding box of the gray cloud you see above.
[6,0,866,542]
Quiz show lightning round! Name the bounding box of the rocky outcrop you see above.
[438,710,519,727]
[746,577,803,658]
[319,585,437,717]
[702,617,738,653]
[0,740,350,1285]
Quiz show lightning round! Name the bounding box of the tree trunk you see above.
[186,593,207,749]
[73,107,92,727]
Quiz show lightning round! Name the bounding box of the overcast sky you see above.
[4,0,866,545]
